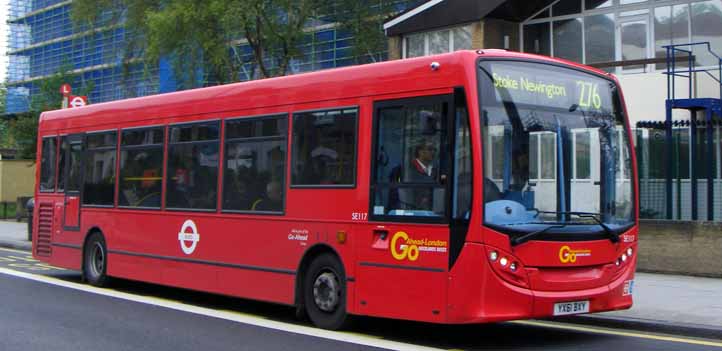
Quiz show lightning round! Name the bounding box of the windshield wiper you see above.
[511,224,567,246]
[536,211,619,243]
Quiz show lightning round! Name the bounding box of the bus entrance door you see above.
[356,95,455,322]
[63,135,83,231]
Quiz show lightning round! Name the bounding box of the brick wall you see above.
[638,220,722,277]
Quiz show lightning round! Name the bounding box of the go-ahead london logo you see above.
[178,219,200,255]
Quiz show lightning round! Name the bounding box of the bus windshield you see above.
[478,60,634,242]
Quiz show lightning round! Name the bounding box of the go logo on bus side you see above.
[390,231,448,261]
[391,231,419,261]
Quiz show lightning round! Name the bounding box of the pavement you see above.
[1,220,720,340]
[0,220,31,251]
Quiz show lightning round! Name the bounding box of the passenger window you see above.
[166,121,220,210]
[291,108,357,186]
[39,137,57,192]
[223,115,287,213]
[119,128,164,208]
[67,142,82,192]
[372,97,449,219]
[83,131,117,206]
[57,137,68,192]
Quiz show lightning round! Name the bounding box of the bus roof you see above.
[38,50,611,132]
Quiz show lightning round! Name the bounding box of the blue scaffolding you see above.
[663,42,722,221]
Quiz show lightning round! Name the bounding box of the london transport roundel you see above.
[177,220,200,255]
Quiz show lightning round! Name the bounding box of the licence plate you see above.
[553,300,589,316]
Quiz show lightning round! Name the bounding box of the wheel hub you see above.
[91,242,105,276]
[313,272,339,312]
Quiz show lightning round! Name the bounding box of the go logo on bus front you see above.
[390,231,448,262]
[558,245,591,263]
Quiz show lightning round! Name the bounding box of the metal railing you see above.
[663,42,722,102]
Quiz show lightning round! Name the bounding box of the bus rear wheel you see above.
[303,253,349,330]
[83,232,109,287]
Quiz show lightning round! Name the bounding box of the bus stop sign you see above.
[60,84,72,96]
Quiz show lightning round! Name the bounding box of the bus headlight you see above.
[499,257,508,267]
[626,248,633,257]
[489,251,498,262]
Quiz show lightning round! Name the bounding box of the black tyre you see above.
[83,232,109,287]
[303,253,349,330]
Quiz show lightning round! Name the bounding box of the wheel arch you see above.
[294,243,346,309]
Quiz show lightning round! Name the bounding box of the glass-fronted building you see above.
[5,0,158,113]
[4,0,415,114]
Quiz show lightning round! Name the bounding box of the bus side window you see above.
[57,136,68,192]
[39,137,57,192]
[223,115,287,213]
[83,131,117,206]
[166,121,220,210]
[291,108,357,187]
[119,127,164,208]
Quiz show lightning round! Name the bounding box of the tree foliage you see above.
[72,0,332,86]
[334,1,397,63]
[0,85,13,149]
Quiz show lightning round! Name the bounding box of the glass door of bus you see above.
[63,134,83,230]
[570,129,601,213]
[358,92,471,321]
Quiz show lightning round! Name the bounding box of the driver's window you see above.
[371,97,449,220]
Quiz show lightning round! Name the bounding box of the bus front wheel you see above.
[303,253,349,330]
[83,232,109,287]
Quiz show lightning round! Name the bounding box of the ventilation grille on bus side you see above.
[35,203,53,257]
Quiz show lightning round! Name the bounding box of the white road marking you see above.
[0,267,444,351]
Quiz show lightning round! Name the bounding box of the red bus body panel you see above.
[33,50,638,324]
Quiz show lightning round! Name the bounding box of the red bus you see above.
[33,50,638,330]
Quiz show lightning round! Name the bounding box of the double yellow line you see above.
[513,320,722,348]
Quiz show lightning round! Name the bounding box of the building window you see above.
[553,18,583,62]
[585,13,615,65]
[403,24,473,58]
[83,131,117,206]
[523,23,551,56]
[691,0,722,67]
[166,121,220,210]
[119,127,164,208]
[223,115,287,213]
[292,108,357,186]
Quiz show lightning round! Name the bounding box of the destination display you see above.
[485,62,614,112]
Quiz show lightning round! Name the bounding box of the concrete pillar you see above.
[387,35,402,61]
[471,20,485,50]
[483,18,520,51]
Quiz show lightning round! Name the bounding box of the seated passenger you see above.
[252,181,283,212]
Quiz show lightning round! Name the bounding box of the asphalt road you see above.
[0,247,720,351]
